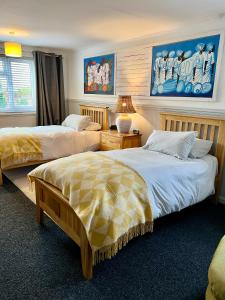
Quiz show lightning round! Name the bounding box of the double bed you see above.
[0,105,109,185]
[29,113,225,279]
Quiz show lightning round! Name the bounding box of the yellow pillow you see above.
[207,236,225,300]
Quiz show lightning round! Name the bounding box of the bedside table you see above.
[100,130,142,151]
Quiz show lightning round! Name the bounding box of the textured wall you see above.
[66,22,225,202]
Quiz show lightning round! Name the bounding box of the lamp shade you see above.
[115,96,136,114]
[4,42,22,57]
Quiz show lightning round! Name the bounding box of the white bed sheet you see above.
[38,126,100,160]
[1,125,100,160]
[104,148,218,219]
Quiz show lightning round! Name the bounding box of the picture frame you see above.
[150,32,224,101]
[84,53,115,95]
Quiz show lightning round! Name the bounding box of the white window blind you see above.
[0,56,36,112]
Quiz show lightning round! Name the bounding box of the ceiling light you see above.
[4,32,22,57]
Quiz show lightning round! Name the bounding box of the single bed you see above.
[29,113,225,279]
[0,105,109,185]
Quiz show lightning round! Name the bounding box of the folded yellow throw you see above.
[0,132,42,169]
[29,152,153,264]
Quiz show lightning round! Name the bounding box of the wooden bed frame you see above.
[33,113,225,280]
[0,105,109,185]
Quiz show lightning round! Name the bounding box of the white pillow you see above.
[189,138,213,158]
[85,122,102,131]
[144,130,197,160]
[62,114,91,131]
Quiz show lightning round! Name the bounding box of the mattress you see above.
[104,148,218,219]
[38,127,100,160]
[0,125,100,164]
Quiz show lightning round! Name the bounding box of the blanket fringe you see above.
[27,175,34,192]
[93,221,153,265]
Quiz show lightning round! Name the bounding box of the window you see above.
[0,56,36,112]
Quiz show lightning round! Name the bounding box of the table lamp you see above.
[115,96,136,133]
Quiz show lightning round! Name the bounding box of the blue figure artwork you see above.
[84,54,115,95]
[150,34,220,98]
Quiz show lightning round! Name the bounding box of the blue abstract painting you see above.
[150,34,220,98]
[84,54,115,95]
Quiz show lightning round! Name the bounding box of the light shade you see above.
[4,42,22,57]
[115,95,136,114]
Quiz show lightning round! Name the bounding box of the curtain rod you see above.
[33,51,62,57]
[0,53,63,59]
[0,45,62,57]
[0,54,32,59]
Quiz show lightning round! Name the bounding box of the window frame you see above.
[0,55,36,113]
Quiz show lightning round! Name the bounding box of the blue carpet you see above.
[0,177,225,300]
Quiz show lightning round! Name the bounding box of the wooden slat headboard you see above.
[80,105,109,130]
[160,112,225,200]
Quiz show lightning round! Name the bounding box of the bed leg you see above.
[0,169,3,186]
[35,180,43,224]
[80,225,93,280]
[36,205,43,224]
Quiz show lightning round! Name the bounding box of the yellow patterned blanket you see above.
[0,129,42,169]
[28,152,153,264]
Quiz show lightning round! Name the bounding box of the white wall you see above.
[66,19,225,200]
[0,43,72,127]
[67,23,225,138]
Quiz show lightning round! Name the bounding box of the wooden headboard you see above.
[80,105,109,130]
[160,112,225,200]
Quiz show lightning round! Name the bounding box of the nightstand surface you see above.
[100,130,142,151]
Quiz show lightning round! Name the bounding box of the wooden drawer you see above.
[100,131,142,151]
[100,143,120,151]
[101,134,121,150]
[122,136,141,149]
[100,140,121,150]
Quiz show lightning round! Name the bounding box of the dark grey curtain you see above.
[33,51,65,125]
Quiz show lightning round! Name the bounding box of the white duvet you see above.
[104,148,217,219]
[1,125,100,161]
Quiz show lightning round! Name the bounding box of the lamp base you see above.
[116,114,132,133]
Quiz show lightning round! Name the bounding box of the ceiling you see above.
[0,0,225,49]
